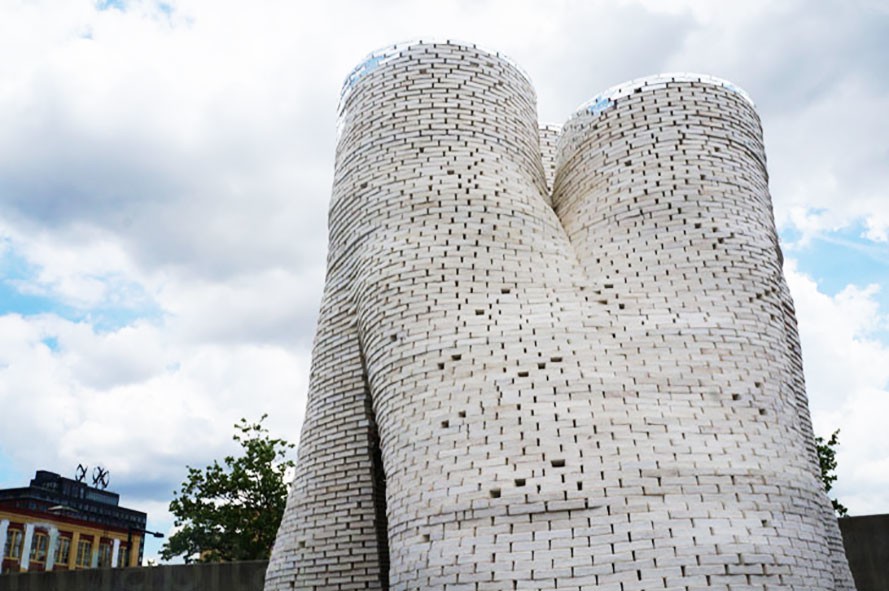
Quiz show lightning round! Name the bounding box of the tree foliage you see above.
[815,429,849,517]
[161,414,295,562]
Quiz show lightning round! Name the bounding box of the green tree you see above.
[815,429,849,517]
[161,414,295,562]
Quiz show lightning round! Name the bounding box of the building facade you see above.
[0,470,147,574]
[266,41,856,590]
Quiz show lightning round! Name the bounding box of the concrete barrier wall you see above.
[0,560,268,591]
[840,513,889,591]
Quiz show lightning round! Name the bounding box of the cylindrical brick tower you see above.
[552,74,855,590]
[266,44,856,591]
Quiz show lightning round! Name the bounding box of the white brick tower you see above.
[265,42,856,591]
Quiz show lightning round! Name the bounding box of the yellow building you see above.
[0,470,147,573]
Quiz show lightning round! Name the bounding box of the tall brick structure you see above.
[265,41,856,591]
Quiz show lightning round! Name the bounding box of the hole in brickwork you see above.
[390,334,397,342]
[501,288,511,294]
[550,356,562,363]
[451,353,462,361]
[732,394,741,401]
[475,309,485,315]
[441,420,449,428]
[551,459,566,468]
[458,410,466,418]
[577,481,583,491]
[515,478,526,487]
[490,489,501,499]
[437,362,445,370]
[422,534,430,542]
[537,362,546,369]
[518,371,529,378]
[759,408,767,416]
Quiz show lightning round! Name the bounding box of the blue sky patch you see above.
[96,0,126,11]
[782,225,888,294]
[0,242,162,332]
[0,247,79,319]
[0,278,78,319]
[87,306,164,333]
[778,224,802,246]
[0,450,26,490]
[781,224,889,337]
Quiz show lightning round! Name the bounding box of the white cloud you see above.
[645,0,889,245]
[767,77,889,245]
[1,221,144,310]
[161,266,324,346]
[786,260,889,515]
[0,310,309,526]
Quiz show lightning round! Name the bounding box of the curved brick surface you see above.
[266,42,855,591]
[553,75,855,590]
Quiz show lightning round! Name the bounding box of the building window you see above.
[56,537,71,565]
[97,541,113,568]
[30,532,48,562]
[75,539,93,568]
[4,530,23,559]
[117,543,128,568]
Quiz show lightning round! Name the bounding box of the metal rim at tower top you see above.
[569,72,755,119]
[267,41,857,591]
[338,39,536,107]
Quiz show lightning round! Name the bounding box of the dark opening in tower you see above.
[368,413,389,589]
[360,353,390,590]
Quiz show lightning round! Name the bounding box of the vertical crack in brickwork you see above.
[361,346,390,590]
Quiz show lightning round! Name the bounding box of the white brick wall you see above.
[265,41,856,591]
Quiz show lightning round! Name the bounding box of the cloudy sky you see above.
[0,0,887,562]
